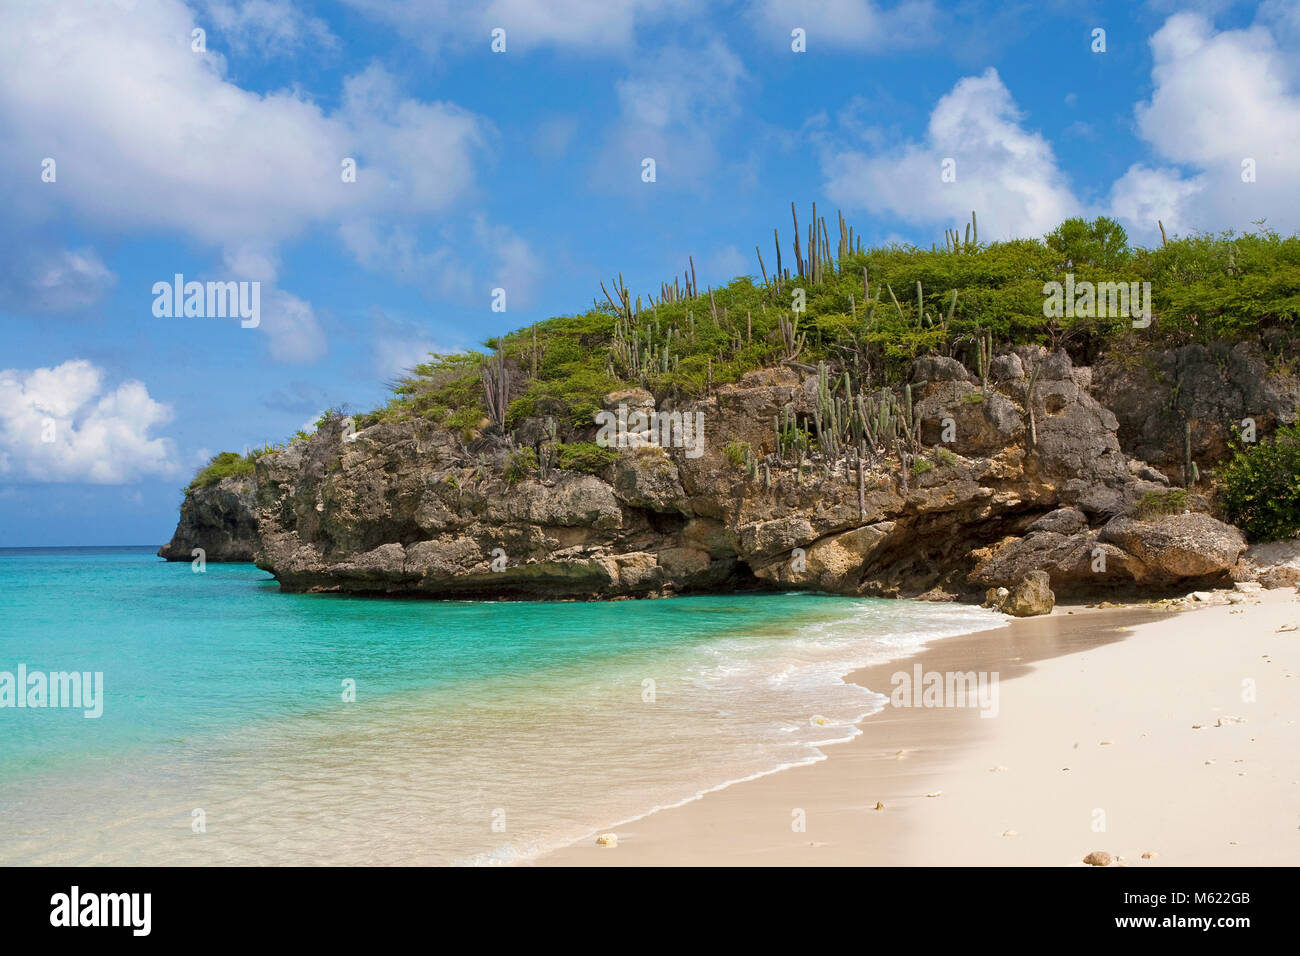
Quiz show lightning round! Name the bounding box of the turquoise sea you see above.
[0,546,1003,864]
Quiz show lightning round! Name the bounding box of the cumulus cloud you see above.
[0,0,495,362]
[823,68,1081,240]
[0,360,179,484]
[0,3,489,244]
[1106,12,1300,241]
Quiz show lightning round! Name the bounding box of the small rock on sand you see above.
[1141,851,1158,860]
[1083,851,1113,866]
[874,801,885,810]
[596,833,618,847]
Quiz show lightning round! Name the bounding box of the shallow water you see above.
[0,546,1004,864]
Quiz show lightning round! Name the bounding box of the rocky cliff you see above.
[158,475,259,562]
[162,345,1292,603]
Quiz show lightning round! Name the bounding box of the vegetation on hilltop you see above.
[358,210,1299,437]
[188,450,260,490]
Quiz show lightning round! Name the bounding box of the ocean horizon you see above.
[0,545,1004,865]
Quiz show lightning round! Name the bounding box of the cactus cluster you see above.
[943,211,979,253]
[799,361,922,465]
[481,345,509,431]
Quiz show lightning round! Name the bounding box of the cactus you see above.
[481,345,509,431]
[779,313,805,361]
[1026,361,1041,447]
[973,330,993,390]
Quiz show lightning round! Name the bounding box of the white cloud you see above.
[202,0,339,57]
[596,41,749,191]
[1106,164,1205,239]
[0,0,493,361]
[0,360,179,484]
[823,68,1081,240]
[261,290,327,364]
[1106,12,1300,241]
[748,0,937,49]
[0,3,489,243]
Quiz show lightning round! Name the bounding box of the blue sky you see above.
[2,0,1298,546]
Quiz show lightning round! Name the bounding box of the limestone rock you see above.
[1003,571,1055,617]
[1100,513,1246,582]
[158,475,258,562]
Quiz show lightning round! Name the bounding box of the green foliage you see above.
[556,441,618,475]
[1219,421,1300,541]
[911,457,934,476]
[355,214,1297,454]
[723,440,751,468]
[503,447,537,485]
[1046,217,1131,271]
[188,451,256,490]
[1134,488,1189,519]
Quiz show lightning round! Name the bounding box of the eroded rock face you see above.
[158,476,258,562]
[166,348,1275,602]
[1093,342,1300,474]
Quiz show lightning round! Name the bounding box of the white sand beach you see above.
[541,589,1300,866]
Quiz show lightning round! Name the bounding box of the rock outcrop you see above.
[1092,342,1300,477]
[158,476,259,562]
[161,346,1286,603]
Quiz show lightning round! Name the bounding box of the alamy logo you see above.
[152,273,260,328]
[0,664,103,718]
[890,665,999,718]
[594,403,705,459]
[1042,274,1151,328]
[50,887,150,936]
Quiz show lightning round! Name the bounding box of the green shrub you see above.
[1134,488,1189,519]
[723,440,751,468]
[503,447,537,484]
[911,457,934,476]
[188,451,256,490]
[556,441,618,475]
[1219,421,1300,541]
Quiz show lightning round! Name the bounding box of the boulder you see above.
[911,355,975,383]
[1100,513,1246,582]
[1027,507,1088,536]
[1002,571,1054,617]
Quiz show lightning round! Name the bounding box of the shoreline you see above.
[539,590,1300,866]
